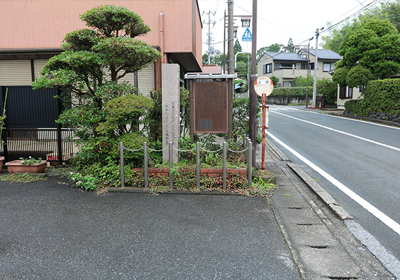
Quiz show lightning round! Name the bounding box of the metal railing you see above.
[0,128,74,162]
[119,137,253,190]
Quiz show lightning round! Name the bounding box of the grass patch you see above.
[0,173,46,183]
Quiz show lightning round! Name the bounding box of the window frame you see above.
[263,63,272,74]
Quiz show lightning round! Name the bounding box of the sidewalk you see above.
[259,137,396,279]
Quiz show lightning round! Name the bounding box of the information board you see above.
[193,82,228,133]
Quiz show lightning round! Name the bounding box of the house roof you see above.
[263,52,308,62]
[308,49,342,60]
[259,49,342,64]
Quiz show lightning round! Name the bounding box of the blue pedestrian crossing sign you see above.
[242,28,252,42]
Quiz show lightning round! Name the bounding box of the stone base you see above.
[252,169,276,184]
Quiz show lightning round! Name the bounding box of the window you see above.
[360,85,366,92]
[263,63,272,74]
[339,87,353,99]
[233,31,237,38]
[301,63,306,70]
[323,62,335,72]
[309,63,314,70]
[283,81,292,87]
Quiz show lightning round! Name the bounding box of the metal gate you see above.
[0,86,73,164]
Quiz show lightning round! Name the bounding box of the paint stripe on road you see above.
[268,132,400,237]
[272,111,400,152]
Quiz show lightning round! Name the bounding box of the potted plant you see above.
[0,88,8,172]
[6,156,47,174]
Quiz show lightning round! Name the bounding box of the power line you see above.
[295,0,381,46]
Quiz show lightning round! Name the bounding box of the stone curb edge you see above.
[265,136,290,161]
[286,162,353,221]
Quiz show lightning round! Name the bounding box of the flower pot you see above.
[0,156,4,171]
[5,160,47,174]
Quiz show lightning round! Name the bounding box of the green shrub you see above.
[358,79,400,116]
[316,78,337,105]
[344,99,362,115]
[270,87,311,97]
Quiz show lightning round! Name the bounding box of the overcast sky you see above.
[198,0,389,54]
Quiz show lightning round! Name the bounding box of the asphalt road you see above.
[0,176,299,279]
[265,105,400,274]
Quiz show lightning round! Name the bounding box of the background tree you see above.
[270,76,279,87]
[256,43,283,59]
[33,5,161,171]
[234,39,242,55]
[322,1,400,53]
[202,50,224,65]
[283,38,294,53]
[332,17,400,88]
[292,76,314,87]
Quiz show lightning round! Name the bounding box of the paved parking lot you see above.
[0,176,299,279]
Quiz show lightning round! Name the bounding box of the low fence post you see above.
[244,137,248,163]
[196,142,200,189]
[223,142,227,190]
[169,142,173,189]
[248,140,252,189]
[120,142,125,188]
[144,142,148,189]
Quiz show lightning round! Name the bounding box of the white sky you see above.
[198,0,388,54]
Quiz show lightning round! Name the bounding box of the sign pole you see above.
[260,93,269,170]
[254,75,273,171]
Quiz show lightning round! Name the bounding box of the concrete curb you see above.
[287,163,353,221]
[265,137,290,161]
[106,187,239,195]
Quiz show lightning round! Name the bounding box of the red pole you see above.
[260,93,268,170]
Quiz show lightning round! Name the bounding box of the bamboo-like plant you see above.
[0,88,8,147]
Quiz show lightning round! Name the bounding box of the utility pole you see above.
[223,10,226,73]
[227,1,234,74]
[306,37,313,108]
[249,0,257,167]
[203,11,216,65]
[312,27,323,108]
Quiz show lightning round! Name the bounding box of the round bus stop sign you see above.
[254,76,274,97]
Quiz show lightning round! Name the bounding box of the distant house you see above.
[257,49,342,88]
[0,0,203,95]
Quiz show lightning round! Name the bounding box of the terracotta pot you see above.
[5,160,47,174]
[0,156,4,171]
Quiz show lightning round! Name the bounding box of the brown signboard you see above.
[193,81,228,133]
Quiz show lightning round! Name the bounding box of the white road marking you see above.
[345,220,400,279]
[314,111,400,131]
[272,111,400,152]
[268,131,400,236]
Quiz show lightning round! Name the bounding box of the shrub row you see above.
[344,79,400,123]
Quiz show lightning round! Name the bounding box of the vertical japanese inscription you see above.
[193,82,228,133]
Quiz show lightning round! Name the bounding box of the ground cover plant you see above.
[0,173,46,184]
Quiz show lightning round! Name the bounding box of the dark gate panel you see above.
[4,86,59,128]
[0,86,71,164]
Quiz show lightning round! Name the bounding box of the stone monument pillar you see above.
[162,64,180,163]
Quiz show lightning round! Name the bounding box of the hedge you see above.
[269,87,312,97]
[358,79,400,116]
